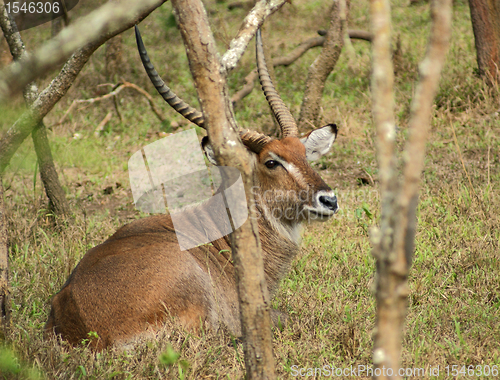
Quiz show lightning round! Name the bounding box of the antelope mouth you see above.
[303,206,338,221]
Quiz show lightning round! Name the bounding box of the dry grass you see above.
[1,0,499,378]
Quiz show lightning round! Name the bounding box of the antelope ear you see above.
[300,123,337,161]
[201,136,218,165]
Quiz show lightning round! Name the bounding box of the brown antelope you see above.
[44,27,339,350]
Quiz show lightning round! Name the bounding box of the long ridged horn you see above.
[256,29,298,138]
[136,25,273,153]
[135,25,205,128]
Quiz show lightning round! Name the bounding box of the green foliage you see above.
[159,344,180,367]
[0,345,43,380]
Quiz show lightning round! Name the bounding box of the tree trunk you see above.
[51,17,64,37]
[468,0,500,82]
[32,122,70,216]
[297,0,348,132]
[171,0,284,377]
[0,176,10,340]
[369,0,452,378]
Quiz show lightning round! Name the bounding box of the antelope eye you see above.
[265,160,280,169]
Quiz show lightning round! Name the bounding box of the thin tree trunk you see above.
[369,0,452,378]
[32,122,70,216]
[51,17,64,37]
[297,0,348,132]
[171,0,285,377]
[468,0,500,82]
[0,176,10,340]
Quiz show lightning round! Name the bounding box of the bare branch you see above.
[58,80,165,125]
[231,30,373,106]
[348,29,373,42]
[369,0,396,195]
[398,0,452,265]
[297,0,348,132]
[231,68,258,105]
[272,36,325,66]
[0,0,166,103]
[232,36,325,105]
[221,0,288,75]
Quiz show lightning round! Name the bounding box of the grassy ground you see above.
[1,0,499,378]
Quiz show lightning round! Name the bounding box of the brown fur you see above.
[45,136,336,349]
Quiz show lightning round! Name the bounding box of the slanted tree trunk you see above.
[0,176,9,340]
[51,17,64,37]
[468,0,500,83]
[297,0,348,132]
[369,0,452,378]
[0,0,166,172]
[32,122,70,216]
[0,5,70,217]
[51,0,70,37]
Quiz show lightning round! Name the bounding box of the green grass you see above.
[1,0,500,378]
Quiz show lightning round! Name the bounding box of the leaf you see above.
[159,344,180,367]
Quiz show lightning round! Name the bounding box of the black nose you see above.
[319,195,338,211]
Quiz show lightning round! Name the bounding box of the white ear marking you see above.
[300,123,337,161]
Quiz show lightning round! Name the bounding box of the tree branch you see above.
[398,0,452,270]
[0,0,165,173]
[0,2,70,216]
[220,0,288,75]
[0,0,166,103]
[297,0,348,132]
[57,80,165,126]
[231,30,373,106]
[370,0,396,196]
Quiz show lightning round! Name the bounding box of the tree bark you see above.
[468,0,500,82]
[171,0,285,377]
[0,0,167,102]
[0,176,9,340]
[369,0,452,378]
[32,123,70,216]
[297,0,348,132]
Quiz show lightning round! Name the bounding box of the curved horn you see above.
[239,129,272,153]
[135,25,205,128]
[136,25,273,152]
[256,29,298,138]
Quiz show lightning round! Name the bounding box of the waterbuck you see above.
[44,28,339,350]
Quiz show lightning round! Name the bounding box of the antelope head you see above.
[135,27,338,240]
